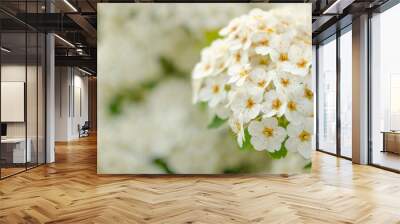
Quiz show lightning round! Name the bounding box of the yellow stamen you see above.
[281,78,290,87]
[297,59,308,68]
[257,80,266,88]
[235,53,241,62]
[288,101,297,111]
[260,39,269,46]
[212,85,220,94]
[304,88,313,100]
[279,53,288,61]
[272,99,282,110]
[246,98,255,109]
[263,127,274,137]
[239,70,249,78]
[260,57,269,65]
[298,130,311,142]
[266,28,275,34]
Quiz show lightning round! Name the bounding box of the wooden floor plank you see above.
[1,135,400,223]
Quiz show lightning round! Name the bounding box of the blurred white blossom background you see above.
[98,3,312,174]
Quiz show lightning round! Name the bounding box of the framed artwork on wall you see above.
[97,3,313,174]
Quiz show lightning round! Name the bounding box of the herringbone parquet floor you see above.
[1,135,400,224]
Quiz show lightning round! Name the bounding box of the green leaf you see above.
[127,89,144,102]
[159,56,186,78]
[223,167,241,174]
[153,158,174,174]
[108,78,161,116]
[208,116,227,129]
[159,56,178,75]
[141,79,159,90]
[277,115,290,128]
[204,29,221,47]
[198,102,208,111]
[223,163,252,174]
[240,128,254,151]
[109,94,124,115]
[304,162,312,170]
[266,144,288,159]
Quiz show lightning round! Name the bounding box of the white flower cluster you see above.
[99,4,312,174]
[98,4,270,174]
[192,8,314,159]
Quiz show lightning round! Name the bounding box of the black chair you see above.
[79,121,90,138]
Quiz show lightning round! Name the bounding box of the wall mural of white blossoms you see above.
[192,7,314,162]
[98,3,313,174]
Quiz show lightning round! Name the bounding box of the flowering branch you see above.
[192,8,313,160]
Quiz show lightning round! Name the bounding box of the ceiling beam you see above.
[67,13,97,46]
[13,13,82,32]
[55,55,96,70]
[322,0,356,14]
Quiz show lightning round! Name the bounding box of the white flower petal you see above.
[266,140,281,152]
[248,120,263,136]
[255,46,273,56]
[251,137,267,151]
[287,123,302,137]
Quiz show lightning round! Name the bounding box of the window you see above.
[389,74,400,130]
[339,28,352,158]
[312,45,317,150]
[317,37,337,154]
[0,2,47,179]
[370,3,400,171]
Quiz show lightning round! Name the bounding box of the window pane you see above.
[27,31,38,169]
[340,29,352,158]
[371,3,400,171]
[318,38,337,154]
[312,45,317,150]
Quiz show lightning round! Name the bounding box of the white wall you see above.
[55,67,69,141]
[1,64,47,164]
[1,65,38,137]
[71,73,89,139]
[55,67,89,141]
[1,65,28,142]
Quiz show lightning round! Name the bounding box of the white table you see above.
[1,138,31,163]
